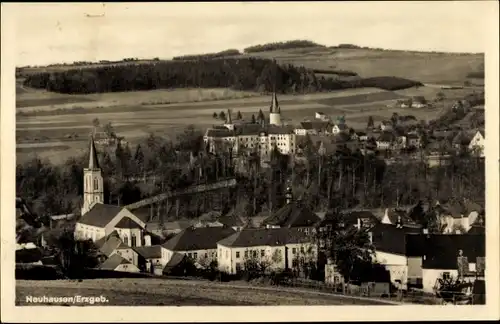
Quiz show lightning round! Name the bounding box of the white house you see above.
[134,245,165,275]
[468,130,485,157]
[376,132,395,150]
[162,226,235,268]
[315,112,329,121]
[368,223,423,290]
[434,200,483,234]
[331,123,348,135]
[216,228,316,275]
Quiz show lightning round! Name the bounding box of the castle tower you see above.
[269,91,282,126]
[82,135,104,216]
[269,59,282,126]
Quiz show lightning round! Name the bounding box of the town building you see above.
[162,226,236,268]
[216,227,316,274]
[294,120,330,136]
[82,136,104,216]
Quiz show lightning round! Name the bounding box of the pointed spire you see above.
[270,58,280,113]
[226,109,232,124]
[88,135,100,169]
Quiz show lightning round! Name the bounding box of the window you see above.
[236,263,242,272]
[244,250,248,258]
[261,250,265,257]
[205,253,208,258]
[131,234,137,247]
[236,251,240,259]
[443,272,451,280]
[123,236,129,245]
[292,248,297,254]
[292,259,299,268]
[300,246,305,254]
[93,177,99,190]
[253,250,257,258]
[193,252,198,259]
[188,253,192,258]
[225,250,229,258]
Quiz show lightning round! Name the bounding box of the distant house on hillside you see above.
[468,130,485,157]
[379,121,392,131]
[331,123,348,135]
[315,112,329,121]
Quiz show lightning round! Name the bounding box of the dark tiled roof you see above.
[370,223,422,255]
[205,129,235,137]
[99,254,131,270]
[99,235,124,257]
[341,210,378,226]
[15,247,43,263]
[377,132,395,143]
[163,252,186,270]
[78,204,122,227]
[164,220,193,231]
[262,202,321,227]
[333,132,351,143]
[217,228,310,248]
[267,125,295,135]
[218,214,245,227]
[134,245,162,259]
[419,234,485,269]
[114,217,143,229]
[300,121,330,131]
[162,226,235,251]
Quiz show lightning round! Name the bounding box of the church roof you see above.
[114,217,143,229]
[78,203,122,227]
[88,136,100,169]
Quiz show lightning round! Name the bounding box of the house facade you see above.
[217,228,316,274]
[162,226,236,268]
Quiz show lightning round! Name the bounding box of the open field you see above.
[234,47,484,85]
[16,278,397,306]
[16,85,459,165]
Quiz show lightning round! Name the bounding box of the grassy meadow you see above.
[16,278,395,306]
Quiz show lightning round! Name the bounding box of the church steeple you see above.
[270,91,280,114]
[82,134,104,216]
[88,135,100,169]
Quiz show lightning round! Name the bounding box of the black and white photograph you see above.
[1,1,499,322]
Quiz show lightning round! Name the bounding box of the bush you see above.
[16,264,65,280]
[244,40,325,53]
[360,76,423,91]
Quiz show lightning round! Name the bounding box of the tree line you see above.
[22,57,423,95]
[243,40,325,53]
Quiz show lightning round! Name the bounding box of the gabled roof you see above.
[370,223,422,255]
[163,252,186,270]
[78,203,122,227]
[99,234,124,257]
[134,245,162,259]
[162,226,235,251]
[114,217,143,229]
[262,201,320,228]
[299,121,330,131]
[205,129,235,138]
[99,254,131,270]
[217,228,310,248]
[164,220,193,231]
[417,234,485,270]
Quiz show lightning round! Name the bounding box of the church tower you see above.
[82,135,104,216]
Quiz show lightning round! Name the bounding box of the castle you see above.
[203,91,296,159]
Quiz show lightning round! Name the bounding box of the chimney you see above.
[144,234,151,246]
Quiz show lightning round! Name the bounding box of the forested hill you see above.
[22,57,422,95]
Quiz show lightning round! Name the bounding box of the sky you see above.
[8,2,495,67]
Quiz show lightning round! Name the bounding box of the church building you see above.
[74,136,150,247]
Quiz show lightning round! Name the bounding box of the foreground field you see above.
[16,278,397,306]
